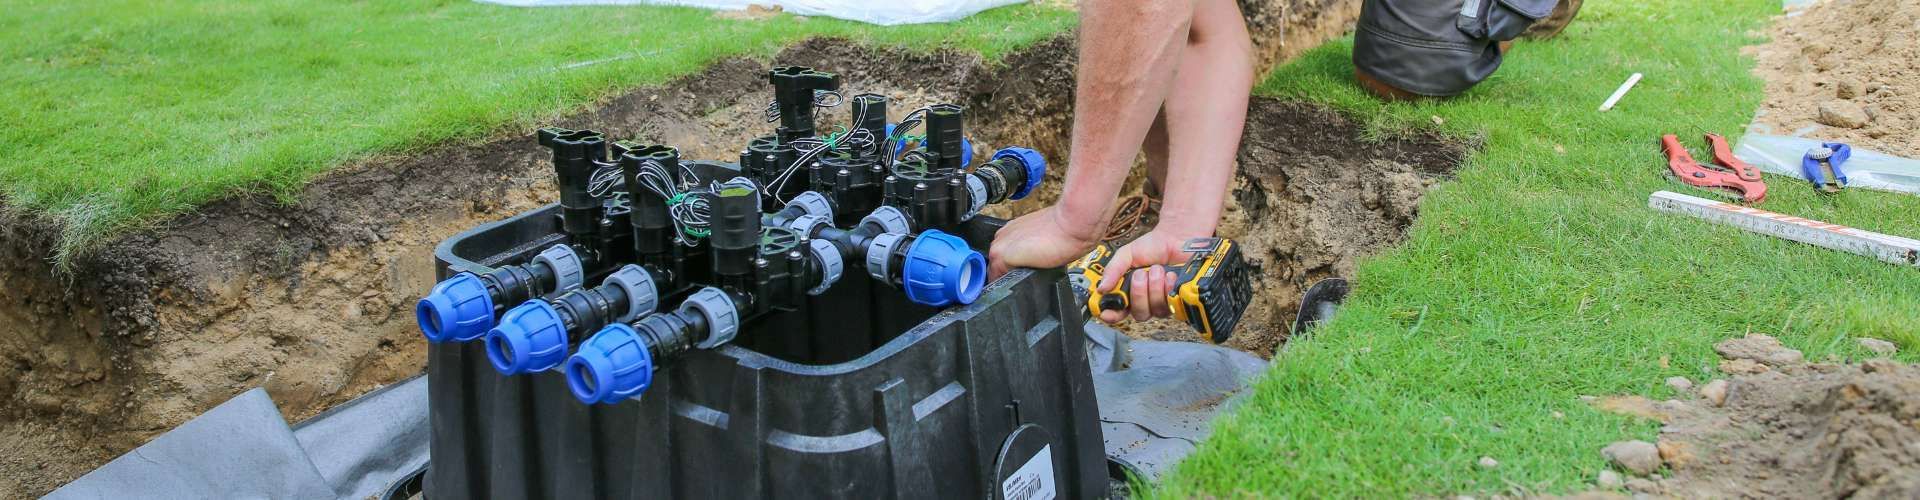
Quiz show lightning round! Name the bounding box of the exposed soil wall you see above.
[0,2,1380,495]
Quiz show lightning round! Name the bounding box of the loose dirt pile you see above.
[1581,334,1920,498]
[1750,0,1920,157]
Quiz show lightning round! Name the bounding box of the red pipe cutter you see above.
[1659,133,1767,203]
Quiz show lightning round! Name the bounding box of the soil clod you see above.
[1719,358,1768,375]
[1714,333,1804,367]
[1697,379,1728,406]
[1815,100,1871,129]
[1623,477,1662,495]
[1655,440,1694,468]
[1857,337,1897,356]
[1602,440,1662,476]
[1664,376,1692,394]
[1595,470,1624,489]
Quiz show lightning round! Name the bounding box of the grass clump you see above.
[1154,0,1920,495]
[0,0,1072,264]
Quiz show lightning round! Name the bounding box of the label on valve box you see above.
[1000,445,1057,500]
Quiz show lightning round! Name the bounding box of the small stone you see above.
[1431,115,1446,125]
[1603,440,1663,476]
[1478,456,1499,469]
[1817,101,1871,128]
[1553,410,1566,419]
[1835,78,1863,99]
[1657,440,1694,468]
[1597,470,1625,489]
[1625,478,1663,494]
[1720,358,1769,375]
[1699,379,1729,406]
[1857,338,1898,356]
[1665,376,1693,393]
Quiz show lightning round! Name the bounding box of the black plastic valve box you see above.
[423,203,1108,499]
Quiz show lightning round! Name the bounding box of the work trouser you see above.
[1352,0,1558,96]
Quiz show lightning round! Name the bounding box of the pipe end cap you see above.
[901,229,986,307]
[485,301,571,375]
[416,272,494,343]
[566,323,655,405]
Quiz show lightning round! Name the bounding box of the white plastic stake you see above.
[1598,72,1643,112]
[1648,191,1920,267]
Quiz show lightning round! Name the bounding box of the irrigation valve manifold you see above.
[416,65,1050,404]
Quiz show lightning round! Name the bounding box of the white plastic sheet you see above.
[475,0,1027,26]
[1734,134,1920,197]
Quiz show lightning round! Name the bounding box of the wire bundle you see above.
[627,158,711,245]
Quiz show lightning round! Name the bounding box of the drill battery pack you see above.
[1068,237,1254,343]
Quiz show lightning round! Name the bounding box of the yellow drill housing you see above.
[1067,237,1253,343]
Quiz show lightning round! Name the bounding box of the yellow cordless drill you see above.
[1066,237,1253,343]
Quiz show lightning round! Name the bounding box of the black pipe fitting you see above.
[616,142,686,282]
[810,154,884,219]
[479,262,555,313]
[972,153,1031,207]
[747,226,812,314]
[548,283,627,340]
[630,307,704,361]
[536,127,608,240]
[768,66,839,143]
[708,179,761,286]
[884,157,968,230]
[742,136,802,205]
[923,104,966,172]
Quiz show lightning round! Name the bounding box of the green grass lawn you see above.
[1155,0,1920,496]
[0,0,1071,263]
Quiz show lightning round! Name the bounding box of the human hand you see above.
[987,205,1101,281]
[1093,228,1208,324]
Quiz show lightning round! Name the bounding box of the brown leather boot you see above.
[1521,0,1582,39]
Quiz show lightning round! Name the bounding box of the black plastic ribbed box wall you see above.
[424,204,1107,499]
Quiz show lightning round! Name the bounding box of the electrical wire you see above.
[586,163,625,198]
[883,106,932,170]
[626,158,712,246]
[758,89,875,205]
[763,89,844,123]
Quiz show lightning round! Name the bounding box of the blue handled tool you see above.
[1801,143,1851,193]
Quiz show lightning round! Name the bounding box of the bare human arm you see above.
[986,0,1197,278]
[989,0,1252,326]
[1102,0,1251,323]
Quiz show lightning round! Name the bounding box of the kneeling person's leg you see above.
[1351,0,1558,98]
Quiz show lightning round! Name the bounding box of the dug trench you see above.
[0,16,1467,499]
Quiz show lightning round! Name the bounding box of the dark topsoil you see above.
[0,1,1397,495]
